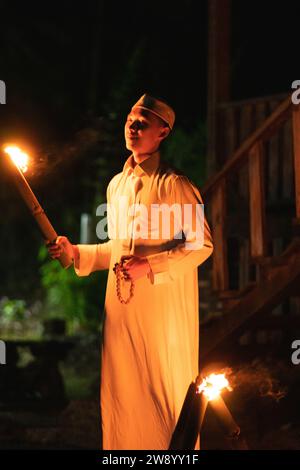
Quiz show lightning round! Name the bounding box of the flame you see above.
[197,373,232,401]
[3,145,29,172]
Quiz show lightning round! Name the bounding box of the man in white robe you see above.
[48,94,213,450]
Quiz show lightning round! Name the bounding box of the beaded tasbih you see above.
[113,260,135,304]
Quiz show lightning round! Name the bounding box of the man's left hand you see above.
[120,255,151,281]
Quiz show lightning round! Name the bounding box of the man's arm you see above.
[74,241,112,276]
[145,175,213,284]
[47,236,112,276]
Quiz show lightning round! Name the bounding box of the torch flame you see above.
[197,373,232,401]
[4,145,29,172]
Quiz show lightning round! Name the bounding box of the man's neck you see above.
[132,149,158,165]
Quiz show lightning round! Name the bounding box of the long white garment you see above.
[75,151,213,450]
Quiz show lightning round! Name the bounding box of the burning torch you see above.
[2,145,73,269]
[169,371,248,450]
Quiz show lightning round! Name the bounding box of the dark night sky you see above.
[0,1,208,145]
[0,0,299,145]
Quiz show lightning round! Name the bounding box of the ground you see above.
[0,335,299,450]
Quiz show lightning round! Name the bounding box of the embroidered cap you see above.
[131,94,175,130]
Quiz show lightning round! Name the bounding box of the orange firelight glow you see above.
[3,145,29,173]
[197,373,232,401]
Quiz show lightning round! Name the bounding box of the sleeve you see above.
[74,241,112,277]
[146,175,213,285]
[74,179,113,277]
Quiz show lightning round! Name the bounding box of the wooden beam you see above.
[239,104,252,199]
[211,179,228,291]
[268,100,281,202]
[282,120,293,199]
[225,107,237,157]
[249,142,267,258]
[292,104,300,218]
[207,0,231,175]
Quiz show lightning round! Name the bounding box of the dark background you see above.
[0,0,299,450]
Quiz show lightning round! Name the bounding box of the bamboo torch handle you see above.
[4,152,73,269]
[209,395,240,438]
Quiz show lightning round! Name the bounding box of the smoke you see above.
[223,359,287,402]
[29,127,103,178]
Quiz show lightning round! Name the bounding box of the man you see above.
[48,94,213,450]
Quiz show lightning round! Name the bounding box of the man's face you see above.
[124,108,169,154]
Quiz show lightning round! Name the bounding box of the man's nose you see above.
[129,121,139,131]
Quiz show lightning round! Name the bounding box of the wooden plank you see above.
[249,141,267,258]
[239,238,250,289]
[282,119,293,199]
[268,100,280,202]
[239,104,253,143]
[225,106,237,158]
[239,105,252,198]
[207,0,231,176]
[202,96,292,197]
[255,101,267,204]
[218,93,288,110]
[211,179,228,291]
[255,100,267,128]
[271,238,284,315]
[292,104,300,218]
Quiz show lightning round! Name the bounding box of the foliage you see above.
[38,245,107,334]
[0,298,27,321]
[161,121,207,188]
[0,297,43,339]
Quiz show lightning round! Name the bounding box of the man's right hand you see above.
[47,236,75,261]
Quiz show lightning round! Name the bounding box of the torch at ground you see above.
[198,372,248,450]
[169,381,208,450]
[3,145,73,269]
[169,371,248,450]
[209,395,240,438]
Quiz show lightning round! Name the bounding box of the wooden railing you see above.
[216,93,288,165]
[202,94,300,295]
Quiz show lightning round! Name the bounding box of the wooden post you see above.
[292,105,300,219]
[268,100,281,202]
[207,0,231,175]
[211,179,228,290]
[282,120,293,200]
[249,141,267,258]
[239,104,252,199]
[225,106,237,158]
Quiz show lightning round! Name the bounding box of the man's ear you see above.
[158,126,170,141]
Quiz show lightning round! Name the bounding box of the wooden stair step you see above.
[254,239,300,280]
[218,282,257,300]
[201,243,300,363]
[218,283,257,310]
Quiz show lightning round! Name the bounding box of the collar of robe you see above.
[123,151,160,178]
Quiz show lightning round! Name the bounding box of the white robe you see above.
[75,151,213,449]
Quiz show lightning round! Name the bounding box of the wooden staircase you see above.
[200,94,300,366]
